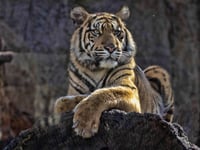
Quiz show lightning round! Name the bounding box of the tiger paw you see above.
[72,101,101,138]
[54,96,80,113]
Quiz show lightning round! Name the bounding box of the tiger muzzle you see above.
[104,43,117,53]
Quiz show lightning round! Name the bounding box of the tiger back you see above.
[54,6,174,138]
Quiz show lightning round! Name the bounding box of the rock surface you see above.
[4,110,200,150]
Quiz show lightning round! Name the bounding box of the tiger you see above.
[54,6,174,138]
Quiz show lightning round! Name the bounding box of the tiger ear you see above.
[70,7,89,25]
[116,6,130,20]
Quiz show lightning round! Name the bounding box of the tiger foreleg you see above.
[54,95,88,113]
[73,86,141,138]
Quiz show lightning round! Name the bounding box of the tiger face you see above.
[70,6,136,70]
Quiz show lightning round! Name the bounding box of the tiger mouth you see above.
[95,56,119,62]
[106,56,119,61]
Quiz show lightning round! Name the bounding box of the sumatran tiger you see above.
[54,6,174,138]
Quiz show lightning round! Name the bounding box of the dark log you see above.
[4,110,199,150]
[0,52,13,64]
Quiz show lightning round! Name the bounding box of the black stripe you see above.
[69,77,84,94]
[83,29,91,48]
[102,68,114,87]
[111,16,123,30]
[90,43,96,52]
[110,73,132,85]
[93,17,107,23]
[88,16,97,28]
[120,84,136,90]
[87,19,92,29]
[124,30,129,51]
[84,72,97,85]
[135,65,143,72]
[147,78,162,95]
[102,68,133,87]
[109,67,133,80]
[85,42,90,49]
[79,27,85,52]
[144,66,161,74]
[69,76,85,89]
[70,62,96,84]
[70,63,96,92]
[111,15,118,20]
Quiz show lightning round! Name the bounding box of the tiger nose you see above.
[104,43,115,53]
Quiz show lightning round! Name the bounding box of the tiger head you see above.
[70,6,136,70]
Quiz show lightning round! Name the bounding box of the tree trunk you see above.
[4,110,199,150]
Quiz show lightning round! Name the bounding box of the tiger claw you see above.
[72,113,100,138]
[72,121,79,128]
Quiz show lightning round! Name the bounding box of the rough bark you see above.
[4,110,199,150]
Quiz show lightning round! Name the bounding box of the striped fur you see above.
[144,65,174,122]
[54,6,174,138]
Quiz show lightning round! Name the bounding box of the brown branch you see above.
[3,110,199,150]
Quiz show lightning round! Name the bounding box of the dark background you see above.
[0,0,199,146]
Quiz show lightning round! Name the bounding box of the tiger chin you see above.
[54,6,174,138]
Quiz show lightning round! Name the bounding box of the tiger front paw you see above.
[73,100,101,138]
[54,96,79,113]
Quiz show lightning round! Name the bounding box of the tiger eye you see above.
[114,29,124,40]
[114,30,121,36]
